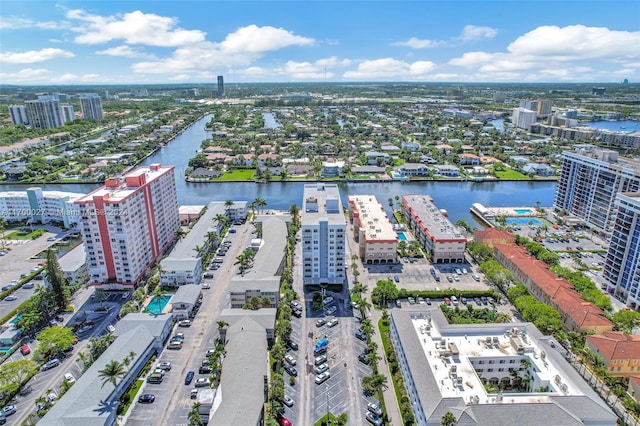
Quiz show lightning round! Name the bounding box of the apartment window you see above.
[487,368,493,372]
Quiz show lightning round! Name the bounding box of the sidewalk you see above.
[369,307,403,426]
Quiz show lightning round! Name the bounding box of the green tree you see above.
[371,279,398,307]
[188,402,203,425]
[175,227,187,240]
[441,411,457,426]
[35,326,77,361]
[612,309,640,334]
[98,360,127,388]
[0,359,38,393]
[45,249,69,311]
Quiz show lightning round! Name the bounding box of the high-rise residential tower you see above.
[555,147,640,236]
[79,93,104,120]
[301,183,346,286]
[602,192,640,308]
[217,75,225,97]
[8,105,28,125]
[25,97,65,129]
[75,164,179,288]
[511,107,537,130]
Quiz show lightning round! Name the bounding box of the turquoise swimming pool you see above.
[505,217,546,226]
[10,314,22,325]
[144,295,172,315]
[514,208,533,215]
[397,232,407,241]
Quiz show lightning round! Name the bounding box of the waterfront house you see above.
[459,153,480,165]
[434,164,460,177]
[398,163,430,176]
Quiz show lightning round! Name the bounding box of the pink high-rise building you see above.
[75,164,179,288]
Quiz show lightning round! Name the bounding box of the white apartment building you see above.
[401,194,466,263]
[511,107,537,130]
[555,148,640,236]
[0,187,84,228]
[603,193,640,309]
[61,104,75,123]
[8,105,28,125]
[348,195,398,264]
[79,93,104,121]
[301,184,346,286]
[75,164,179,288]
[25,97,66,129]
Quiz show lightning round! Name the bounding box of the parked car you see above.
[315,371,331,384]
[315,318,327,327]
[3,295,17,302]
[425,297,432,305]
[178,319,192,327]
[157,362,172,371]
[282,394,294,407]
[314,363,329,374]
[190,389,198,399]
[286,340,298,351]
[284,354,297,366]
[358,353,371,365]
[199,366,212,374]
[325,305,337,315]
[444,297,451,306]
[407,297,415,304]
[20,345,31,355]
[138,393,155,403]
[367,402,383,417]
[327,318,339,328]
[393,275,400,283]
[322,296,334,305]
[195,377,210,387]
[64,373,76,383]
[185,371,195,385]
[283,365,297,377]
[42,358,61,371]
[1,405,16,416]
[366,411,383,426]
[314,354,327,365]
[355,329,367,341]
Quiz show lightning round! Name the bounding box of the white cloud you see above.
[168,74,191,81]
[507,25,640,61]
[343,58,436,80]
[0,16,65,30]
[391,37,442,49]
[0,48,74,64]
[392,25,498,49]
[219,24,314,53]
[96,45,155,59]
[284,57,351,79]
[0,68,51,83]
[447,25,640,80]
[459,25,497,42]
[56,73,103,83]
[67,9,206,46]
[131,25,315,75]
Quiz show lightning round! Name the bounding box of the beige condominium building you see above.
[348,195,398,264]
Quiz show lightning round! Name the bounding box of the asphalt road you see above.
[124,222,250,426]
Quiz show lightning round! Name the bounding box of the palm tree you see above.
[253,197,267,214]
[357,298,372,320]
[217,320,229,344]
[188,402,203,426]
[441,411,457,426]
[98,359,127,388]
[351,282,368,299]
[174,227,187,241]
[153,286,166,313]
[248,201,257,218]
[214,214,228,234]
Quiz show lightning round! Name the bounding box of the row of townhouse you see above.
[475,228,614,334]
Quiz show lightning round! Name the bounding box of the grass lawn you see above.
[5,229,45,240]
[314,412,347,426]
[378,319,406,423]
[494,169,528,179]
[119,379,144,415]
[215,169,255,181]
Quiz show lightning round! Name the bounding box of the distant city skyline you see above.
[1,1,639,85]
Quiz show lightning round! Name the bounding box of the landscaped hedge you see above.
[397,288,501,300]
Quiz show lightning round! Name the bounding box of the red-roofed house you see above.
[494,243,613,334]
[628,376,640,400]
[473,228,516,247]
[586,332,640,377]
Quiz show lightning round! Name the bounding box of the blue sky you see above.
[1,0,639,85]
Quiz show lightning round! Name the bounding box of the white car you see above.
[327,318,339,328]
[284,354,297,366]
[314,363,329,374]
[195,377,211,387]
[325,306,337,315]
[64,373,76,383]
[315,371,331,384]
[322,296,334,305]
[283,394,294,407]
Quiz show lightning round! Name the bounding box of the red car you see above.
[280,418,291,426]
[444,297,452,306]
[20,345,31,355]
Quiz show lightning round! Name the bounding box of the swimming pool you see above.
[10,314,22,325]
[144,295,172,315]
[397,232,407,241]
[505,217,547,226]
[514,208,533,215]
